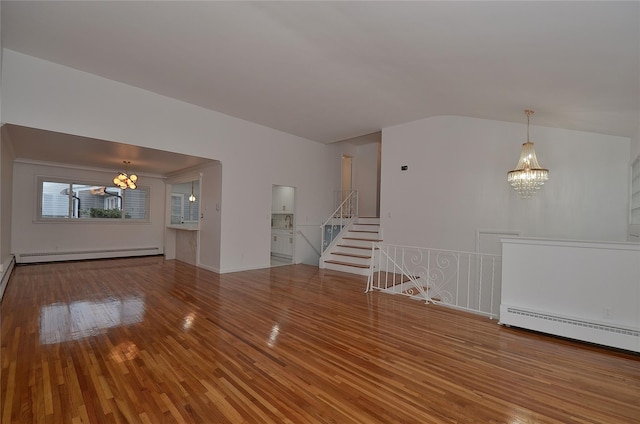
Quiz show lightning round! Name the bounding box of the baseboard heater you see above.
[16,247,161,264]
[500,305,640,353]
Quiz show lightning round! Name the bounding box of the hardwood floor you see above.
[1,257,639,423]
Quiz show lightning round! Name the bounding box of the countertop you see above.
[167,225,199,231]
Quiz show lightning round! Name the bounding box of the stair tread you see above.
[354,223,380,226]
[331,252,371,259]
[336,244,378,250]
[349,230,379,234]
[324,260,371,269]
[343,237,383,242]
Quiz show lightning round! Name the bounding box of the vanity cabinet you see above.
[284,235,293,256]
[271,229,294,258]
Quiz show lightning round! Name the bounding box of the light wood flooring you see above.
[1,256,639,423]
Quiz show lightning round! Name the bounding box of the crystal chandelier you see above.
[113,161,138,190]
[507,110,549,198]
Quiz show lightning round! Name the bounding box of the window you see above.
[38,178,149,221]
[631,157,640,225]
[170,193,183,224]
[169,193,199,224]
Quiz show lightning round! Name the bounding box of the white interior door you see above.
[341,155,352,200]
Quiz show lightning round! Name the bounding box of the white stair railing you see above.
[320,190,358,253]
[367,243,502,319]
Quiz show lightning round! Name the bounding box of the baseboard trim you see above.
[196,263,221,274]
[16,247,162,264]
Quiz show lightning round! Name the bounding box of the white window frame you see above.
[170,193,185,224]
[36,176,150,223]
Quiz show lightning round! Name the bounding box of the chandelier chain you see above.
[524,109,534,142]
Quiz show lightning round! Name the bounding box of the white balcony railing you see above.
[367,243,502,319]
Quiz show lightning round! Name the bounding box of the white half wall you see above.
[501,237,640,352]
[2,50,340,272]
[381,115,631,252]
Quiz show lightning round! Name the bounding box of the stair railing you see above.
[366,243,428,301]
[320,190,358,253]
[367,243,502,318]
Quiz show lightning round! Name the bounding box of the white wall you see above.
[166,162,222,271]
[199,162,222,271]
[631,124,640,241]
[634,3,640,164]
[381,115,631,252]
[630,4,640,241]
[0,130,14,253]
[354,141,380,217]
[0,5,11,282]
[0,128,15,280]
[332,132,381,217]
[632,124,640,164]
[11,161,166,257]
[2,50,341,272]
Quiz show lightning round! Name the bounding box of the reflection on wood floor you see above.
[1,256,639,423]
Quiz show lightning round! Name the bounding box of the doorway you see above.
[341,155,353,202]
[271,185,295,266]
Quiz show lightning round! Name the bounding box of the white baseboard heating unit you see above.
[500,305,639,353]
[500,237,640,353]
[16,247,161,264]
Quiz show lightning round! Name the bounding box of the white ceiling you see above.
[3,124,215,177]
[2,1,639,147]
